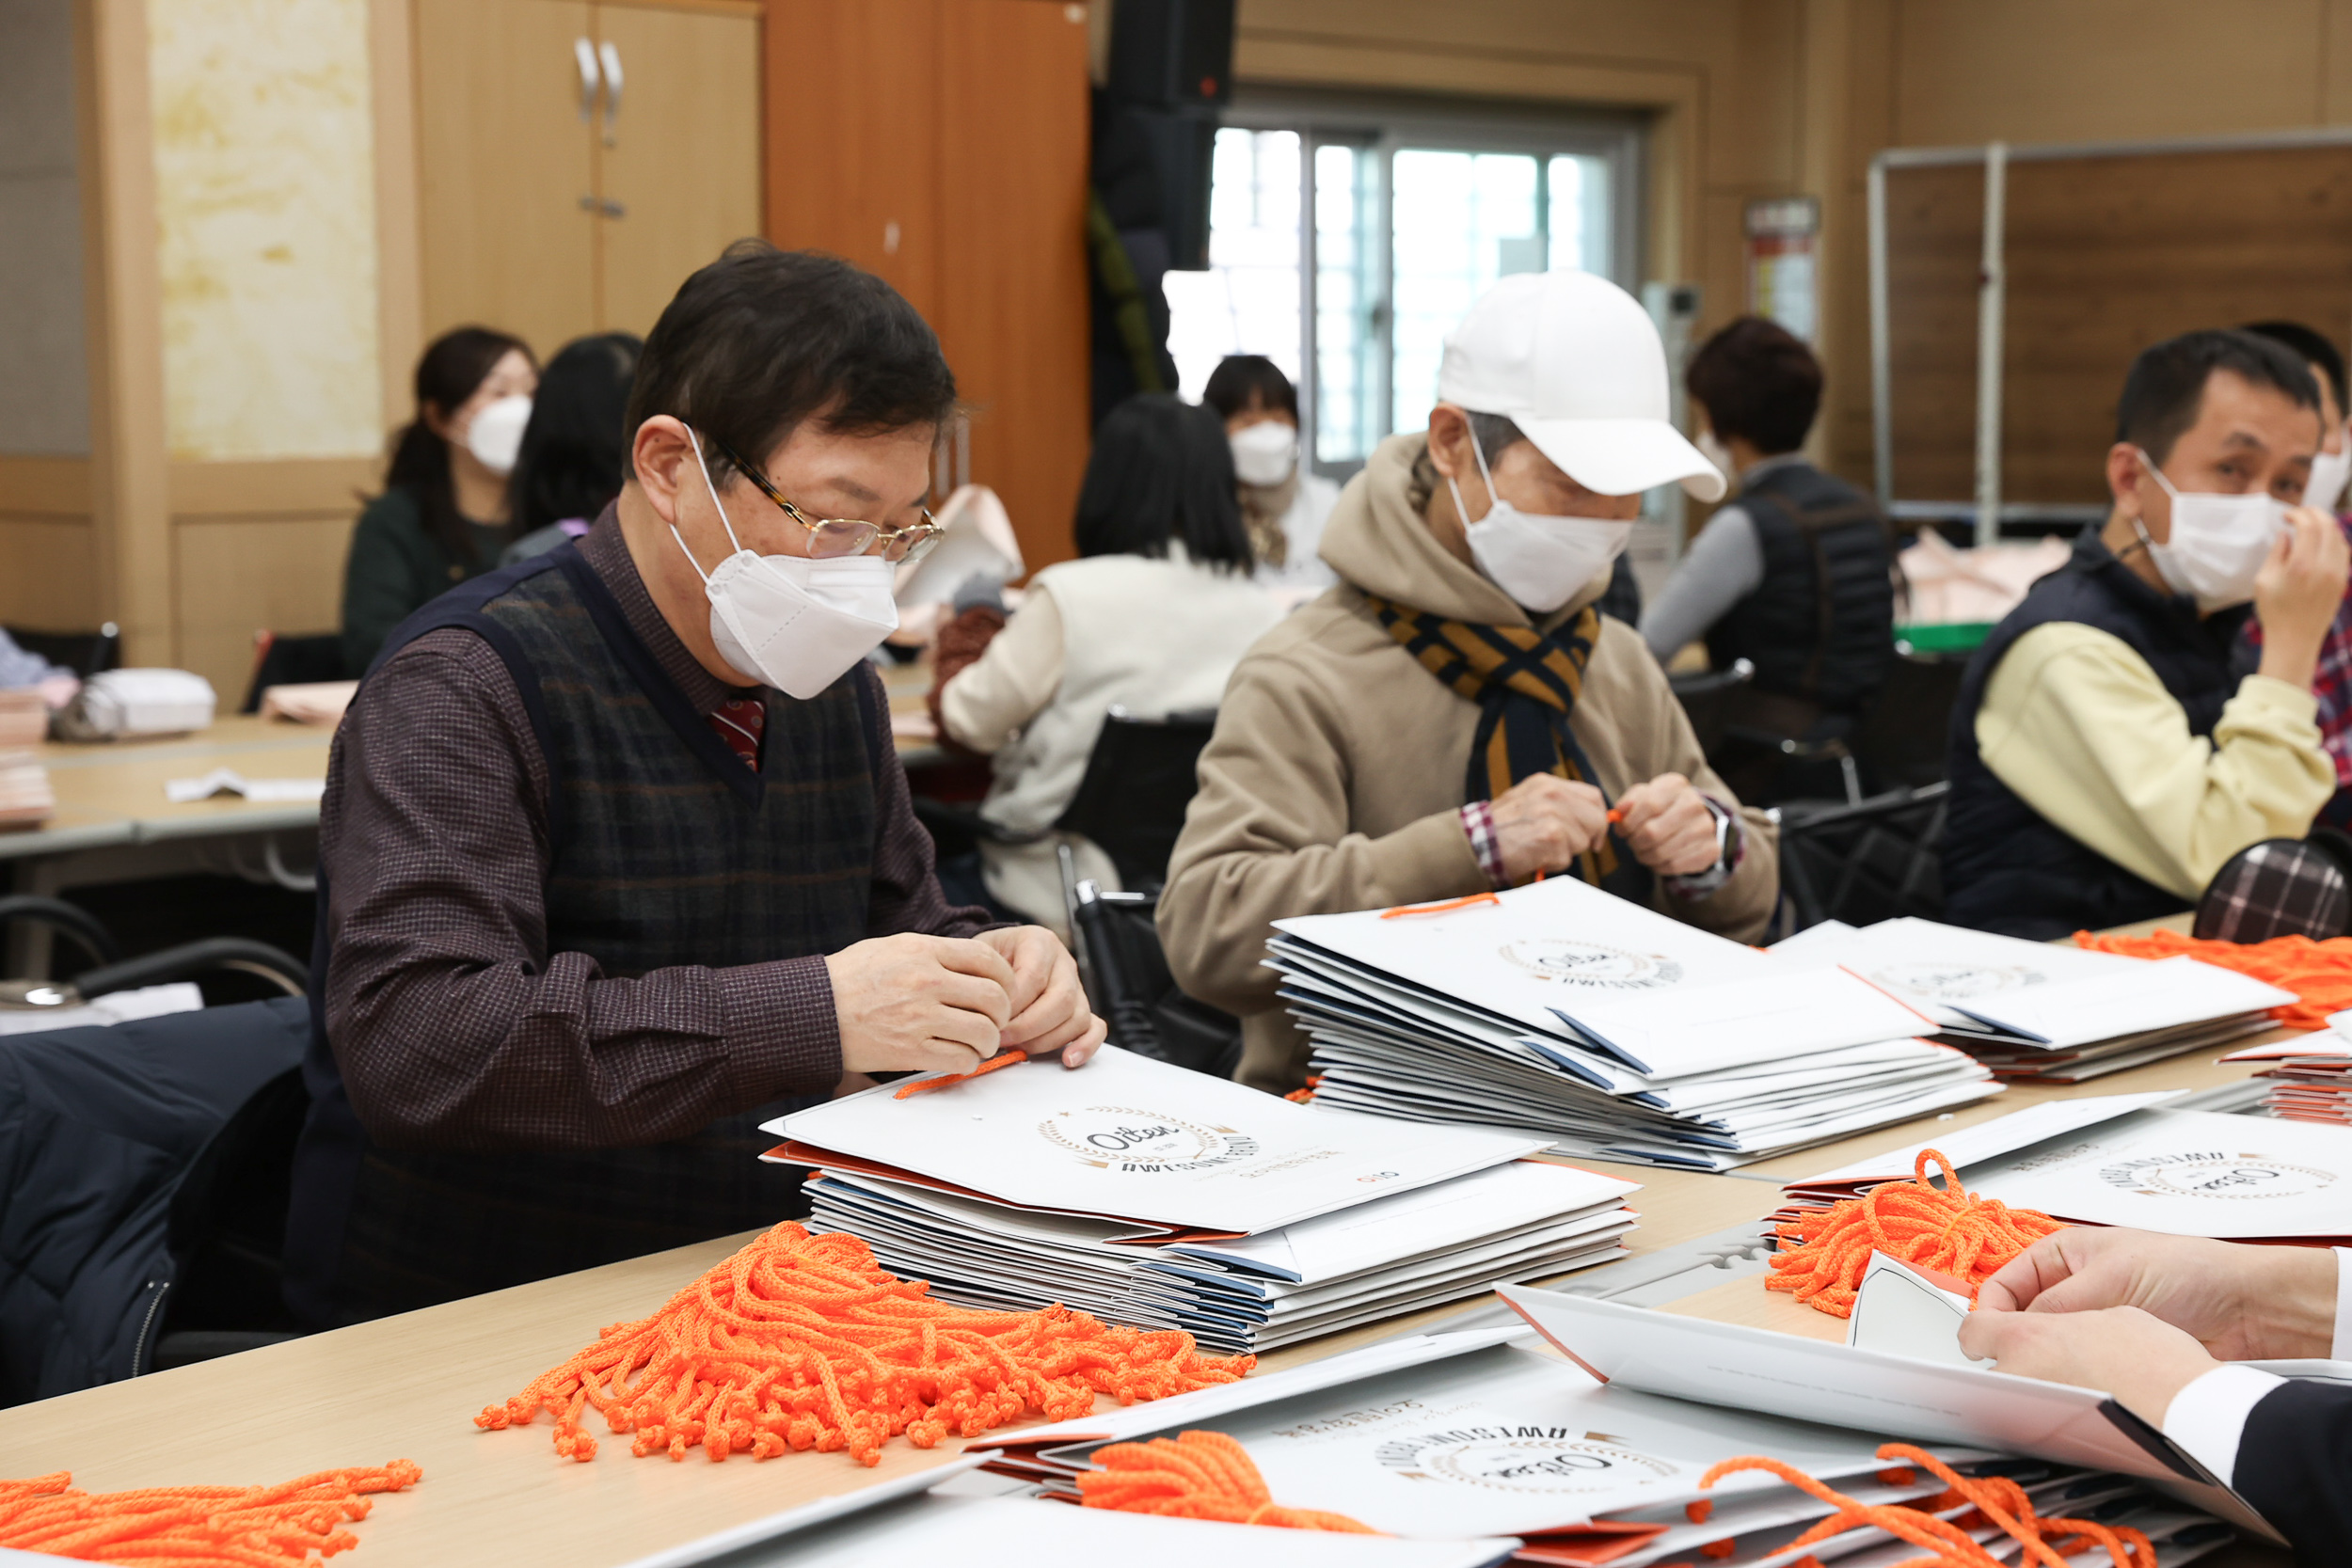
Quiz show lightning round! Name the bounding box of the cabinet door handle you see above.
[573,37,600,120]
[597,40,624,142]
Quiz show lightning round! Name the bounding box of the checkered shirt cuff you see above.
[1460,800,1509,890]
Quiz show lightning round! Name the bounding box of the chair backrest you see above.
[1667,658,1755,757]
[5,623,119,679]
[1777,781,1948,934]
[1847,652,1968,790]
[241,631,349,715]
[1053,710,1217,892]
[1070,882,1241,1078]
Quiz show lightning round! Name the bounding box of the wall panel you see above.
[173,515,355,699]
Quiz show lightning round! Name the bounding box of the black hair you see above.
[383,325,534,562]
[1201,355,1299,423]
[1685,315,1820,453]
[2242,320,2347,414]
[1073,393,1254,571]
[626,241,956,484]
[510,333,643,535]
[2115,328,2320,465]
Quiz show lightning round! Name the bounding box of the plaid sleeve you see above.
[1459,800,1508,890]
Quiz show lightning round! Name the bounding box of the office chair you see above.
[1773,781,1948,936]
[1847,651,1969,792]
[1666,658,1754,757]
[1068,879,1241,1079]
[0,895,308,1015]
[911,708,1218,902]
[241,630,349,715]
[4,622,120,679]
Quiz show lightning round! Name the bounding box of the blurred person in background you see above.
[1202,356,1339,596]
[931,393,1282,934]
[502,333,644,564]
[2242,320,2352,822]
[341,326,538,673]
[1641,316,1899,766]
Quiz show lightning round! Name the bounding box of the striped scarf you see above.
[1369,594,1623,886]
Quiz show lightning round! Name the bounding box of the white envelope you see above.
[771,1044,1548,1234]
[1495,1283,2279,1544]
[1784,1091,2185,1197]
[1963,1107,2352,1239]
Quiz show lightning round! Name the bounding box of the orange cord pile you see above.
[1076,1431,1377,1533]
[2075,927,2352,1030]
[893,1048,1028,1099]
[0,1462,418,1565]
[479,1222,1251,1467]
[1681,1444,2153,1568]
[1767,1149,2066,1319]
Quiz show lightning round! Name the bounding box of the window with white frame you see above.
[1164,95,1643,477]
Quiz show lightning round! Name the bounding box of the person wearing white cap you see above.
[1158,270,1781,1094]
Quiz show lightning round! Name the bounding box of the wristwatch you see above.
[1664,796,1740,898]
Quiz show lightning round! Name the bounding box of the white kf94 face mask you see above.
[1230,420,1299,486]
[670,430,901,699]
[1451,424,1633,613]
[2132,447,2286,613]
[2304,431,2352,515]
[466,394,532,477]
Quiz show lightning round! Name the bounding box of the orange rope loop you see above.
[1767,1148,2067,1319]
[893,1048,1028,1099]
[1378,893,1501,919]
[0,1462,419,1565]
[1694,1444,2153,1568]
[1077,1431,1378,1533]
[479,1222,1251,1467]
[2074,927,2352,1029]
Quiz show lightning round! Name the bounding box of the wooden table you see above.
[0,971,2297,1565]
[2,716,336,864]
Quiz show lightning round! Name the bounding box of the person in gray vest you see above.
[1640,316,1899,774]
[284,243,1104,1327]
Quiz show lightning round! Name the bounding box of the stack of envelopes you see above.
[763,1046,1639,1354]
[1265,879,2001,1170]
[1768,1092,2352,1247]
[1770,918,2294,1082]
[979,1325,2235,1568]
[2219,1024,2352,1124]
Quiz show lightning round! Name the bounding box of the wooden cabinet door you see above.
[592,2,764,337]
[414,0,599,357]
[935,0,1092,570]
[762,0,942,320]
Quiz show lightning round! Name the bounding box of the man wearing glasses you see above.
[286,243,1104,1326]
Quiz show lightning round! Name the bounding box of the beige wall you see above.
[1236,0,2352,493]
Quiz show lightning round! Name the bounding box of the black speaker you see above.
[1108,0,1235,109]
[1125,109,1216,271]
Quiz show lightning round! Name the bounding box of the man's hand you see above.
[1488,774,1612,884]
[825,933,1017,1075]
[1613,773,1722,876]
[1956,1304,2219,1428]
[2254,505,2350,689]
[1975,1227,2338,1361]
[975,926,1106,1068]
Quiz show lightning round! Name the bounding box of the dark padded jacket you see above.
[0,998,306,1405]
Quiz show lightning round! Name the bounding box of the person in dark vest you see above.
[1943,328,2346,940]
[284,243,1105,1327]
[1640,316,1899,773]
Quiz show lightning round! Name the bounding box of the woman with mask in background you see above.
[931,393,1283,935]
[340,326,538,673]
[501,333,644,565]
[1202,355,1339,598]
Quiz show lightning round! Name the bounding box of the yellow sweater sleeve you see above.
[1974,622,2333,899]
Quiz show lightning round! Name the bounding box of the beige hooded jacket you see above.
[1158,432,1781,1092]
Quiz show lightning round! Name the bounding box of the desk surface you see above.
[0,955,2296,1566]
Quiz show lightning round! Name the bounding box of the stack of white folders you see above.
[979,1323,2236,1567]
[2223,1016,2352,1124]
[1770,918,2293,1081]
[763,1046,1639,1354]
[1267,878,2000,1170]
[1768,1091,2352,1245]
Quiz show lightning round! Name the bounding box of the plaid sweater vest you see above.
[289,546,876,1325]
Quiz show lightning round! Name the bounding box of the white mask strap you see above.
[2135,447,2182,500]
[1450,420,1499,529]
[669,427,750,584]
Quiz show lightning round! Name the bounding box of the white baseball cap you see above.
[1437,271,1726,502]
